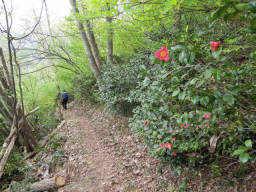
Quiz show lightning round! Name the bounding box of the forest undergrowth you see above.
[0,0,255,191]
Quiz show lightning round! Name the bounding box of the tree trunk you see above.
[106,16,114,65]
[106,2,114,65]
[85,19,104,71]
[70,0,101,80]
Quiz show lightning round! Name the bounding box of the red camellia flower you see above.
[203,113,211,119]
[144,121,147,126]
[210,41,221,51]
[120,98,123,103]
[181,123,189,128]
[172,152,177,156]
[164,142,172,150]
[154,46,170,62]
[159,143,164,149]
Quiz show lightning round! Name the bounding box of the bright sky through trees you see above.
[1,0,71,34]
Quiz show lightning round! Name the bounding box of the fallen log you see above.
[0,134,17,178]
[24,120,66,160]
[29,175,66,192]
[0,123,16,160]
[4,175,67,192]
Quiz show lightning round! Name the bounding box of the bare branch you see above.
[21,65,55,75]
[13,0,45,41]
[25,106,40,117]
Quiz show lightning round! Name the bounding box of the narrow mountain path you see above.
[57,102,175,192]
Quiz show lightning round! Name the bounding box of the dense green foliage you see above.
[1,0,256,190]
[22,74,59,130]
[96,0,256,174]
[129,45,255,165]
[99,54,151,115]
[55,0,256,173]
[72,74,99,103]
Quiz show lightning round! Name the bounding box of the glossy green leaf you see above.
[233,146,248,155]
[172,89,180,97]
[233,149,244,156]
[223,94,235,106]
[239,153,249,163]
[139,65,146,71]
[204,68,214,79]
[190,78,197,85]
[171,45,185,51]
[200,96,209,106]
[178,91,186,101]
[245,139,252,148]
[143,77,151,87]
[214,69,222,81]
[212,50,221,59]
[179,51,186,63]
[189,52,195,63]
[171,76,180,83]
[191,96,199,105]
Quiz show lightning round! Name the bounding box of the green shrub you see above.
[98,53,151,115]
[72,74,99,103]
[129,44,256,167]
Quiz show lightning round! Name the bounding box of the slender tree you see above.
[83,13,104,70]
[70,0,101,80]
[106,2,114,65]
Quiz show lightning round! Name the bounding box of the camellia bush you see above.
[72,74,99,103]
[98,53,151,115]
[129,43,256,168]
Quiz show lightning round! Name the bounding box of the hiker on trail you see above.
[62,90,68,110]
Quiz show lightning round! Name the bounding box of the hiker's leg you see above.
[62,100,65,109]
[64,99,67,109]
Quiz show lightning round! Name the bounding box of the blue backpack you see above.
[62,92,68,100]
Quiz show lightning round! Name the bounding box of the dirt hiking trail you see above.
[58,102,174,192]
